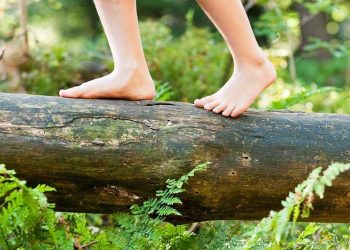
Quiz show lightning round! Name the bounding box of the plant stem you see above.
[18,0,29,56]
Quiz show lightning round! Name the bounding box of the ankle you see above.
[236,57,275,74]
[233,54,277,84]
[110,61,154,88]
[234,50,272,70]
[112,60,150,75]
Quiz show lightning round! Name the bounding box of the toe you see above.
[58,89,65,97]
[204,101,220,111]
[59,85,88,98]
[222,105,236,117]
[59,90,74,98]
[213,104,227,114]
[230,107,247,118]
[194,95,214,108]
[59,87,79,98]
[194,99,203,107]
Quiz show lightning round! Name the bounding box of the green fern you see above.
[0,164,57,249]
[112,162,210,249]
[155,80,175,101]
[1,161,349,250]
[0,162,209,249]
[268,86,337,109]
[243,162,350,249]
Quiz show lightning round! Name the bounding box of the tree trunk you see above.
[0,93,349,223]
[18,0,29,56]
[294,3,331,58]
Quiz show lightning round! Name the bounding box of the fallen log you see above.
[0,93,349,223]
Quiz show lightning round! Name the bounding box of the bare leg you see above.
[194,0,276,117]
[59,0,155,100]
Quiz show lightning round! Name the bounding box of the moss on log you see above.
[0,93,349,223]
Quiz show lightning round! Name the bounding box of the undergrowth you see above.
[1,162,350,249]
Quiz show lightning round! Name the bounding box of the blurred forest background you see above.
[1,1,350,249]
[0,0,349,114]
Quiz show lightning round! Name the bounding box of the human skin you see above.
[193,0,276,117]
[59,0,276,117]
[59,0,155,100]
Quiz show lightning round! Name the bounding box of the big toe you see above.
[230,106,248,118]
[59,89,72,98]
[59,85,87,98]
[194,95,214,108]
[194,99,205,107]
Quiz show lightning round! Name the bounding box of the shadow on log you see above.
[0,93,349,223]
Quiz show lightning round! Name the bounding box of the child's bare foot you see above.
[194,57,276,117]
[59,65,155,100]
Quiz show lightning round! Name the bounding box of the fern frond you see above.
[244,162,350,249]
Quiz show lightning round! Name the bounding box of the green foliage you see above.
[295,57,348,88]
[2,162,350,249]
[23,46,82,95]
[253,7,290,41]
[110,162,210,249]
[155,81,175,101]
[0,164,57,249]
[192,221,234,250]
[17,16,231,101]
[140,17,231,102]
[3,2,349,112]
[244,162,350,249]
[167,163,350,250]
[294,0,350,17]
[268,85,337,109]
[1,1,350,248]
[0,163,209,249]
[304,38,350,58]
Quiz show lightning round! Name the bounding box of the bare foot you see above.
[194,57,276,117]
[59,65,155,100]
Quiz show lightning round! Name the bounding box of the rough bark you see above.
[0,93,349,223]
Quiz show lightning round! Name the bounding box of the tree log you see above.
[0,93,349,223]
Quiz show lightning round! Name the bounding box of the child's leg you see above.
[194,0,276,117]
[59,0,155,100]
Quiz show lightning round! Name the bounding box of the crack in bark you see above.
[0,115,159,131]
[1,114,225,133]
[144,101,177,106]
[0,115,222,141]
[49,115,162,131]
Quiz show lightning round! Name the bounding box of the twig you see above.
[81,240,98,249]
[300,14,317,26]
[271,0,297,81]
[74,235,98,249]
[346,56,350,87]
[18,0,29,56]
[188,222,201,234]
[0,48,5,61]
[244,0,257,12]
